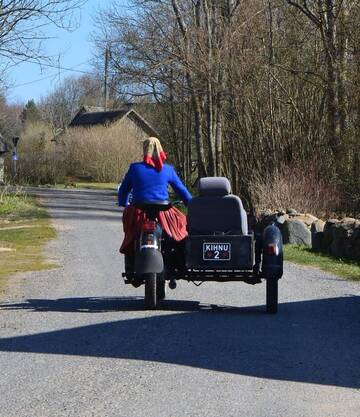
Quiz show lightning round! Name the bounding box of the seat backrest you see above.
[187,177,248,235]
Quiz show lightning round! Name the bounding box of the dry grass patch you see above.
[0,219,57,291]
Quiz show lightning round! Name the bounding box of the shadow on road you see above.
[0,295,359,388]
[0,297,204,313]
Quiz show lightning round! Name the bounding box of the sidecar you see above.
[176,177,283,313]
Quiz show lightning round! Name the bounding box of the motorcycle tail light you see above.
[266,243,278,255]
[142,221,157,232]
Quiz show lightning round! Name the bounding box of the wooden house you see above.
[68,105,159,140]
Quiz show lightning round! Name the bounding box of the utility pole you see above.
[104,45,110,111]
[12,136,20,184]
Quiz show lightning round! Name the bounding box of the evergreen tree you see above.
[21,100,41,124]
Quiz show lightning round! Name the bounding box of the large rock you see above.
[323,218,359,259]
[347,222,360,260]
[299,213,318,226]
[344,220,360,260]
[312,219,325,233]
[286,208,298,216]
[330,223,349,257]
[341,217,357,225]
[322,219,339,250]
[305,213,319,223]
[276,214,289,225]
[283,219,312,245]
[311,220,325,252]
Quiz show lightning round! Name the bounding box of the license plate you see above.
[203,243,231,261]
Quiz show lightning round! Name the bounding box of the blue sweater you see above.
[118,162,192,206]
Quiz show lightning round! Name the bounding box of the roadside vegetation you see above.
[0,187,49,220]
[3,122,142,186]
[66,182,117,191]
[48,181,118,191]
[1,1,359,218]
[0,188,56,292]
[284,245,360,281]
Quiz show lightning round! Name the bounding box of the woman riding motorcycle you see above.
[118,137,192,284]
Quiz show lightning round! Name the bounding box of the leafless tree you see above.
[39,74,103,130]
[92,0,360,213]
[0,0,86,80]
[285,0,355,159]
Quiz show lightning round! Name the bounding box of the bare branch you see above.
[286,0,321,26]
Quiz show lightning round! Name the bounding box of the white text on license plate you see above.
[203,243,231,261]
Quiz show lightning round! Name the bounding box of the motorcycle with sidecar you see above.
[122,177,283,314]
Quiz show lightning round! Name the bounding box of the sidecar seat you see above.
[187,177,248,235]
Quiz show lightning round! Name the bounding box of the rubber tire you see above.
[157,278,166,301]
[266,279,278,314]
[144,273,157,309]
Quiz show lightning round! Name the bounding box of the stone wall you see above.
[258,210,360,262]
[314,218,360,261]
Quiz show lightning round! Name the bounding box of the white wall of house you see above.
[0,157,5,184]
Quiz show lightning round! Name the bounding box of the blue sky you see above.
[8,0,128,104]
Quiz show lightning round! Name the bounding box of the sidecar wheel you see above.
[144,273,157,309]
[266,279,278,314]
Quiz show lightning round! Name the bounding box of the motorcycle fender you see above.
[135,248,164,274]
[262,224,284,279]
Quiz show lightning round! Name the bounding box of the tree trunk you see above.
[171,0,207,178]
[321,0,343,156]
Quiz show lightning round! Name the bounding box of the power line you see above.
[10,58,123,98]
[24,59,94,75]
[12,60,92,88]
[13,73,66,88]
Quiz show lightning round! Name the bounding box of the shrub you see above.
[5,119,143,185]
[14,122,65,184]
[60,121,143,182]
[249,161,341,217]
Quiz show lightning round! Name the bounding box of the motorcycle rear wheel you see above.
[157,278,166,300]
[144,273,157,309]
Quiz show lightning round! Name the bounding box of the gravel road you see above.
[0,188,359,417]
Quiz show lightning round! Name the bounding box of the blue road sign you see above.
[12,153,18,161]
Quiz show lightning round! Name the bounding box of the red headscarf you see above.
[143,137,167,171]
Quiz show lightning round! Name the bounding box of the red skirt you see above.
[120,205,188,254]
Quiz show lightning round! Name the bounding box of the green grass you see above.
[52,181,117,191]
[75,182,117,191]
[284,244,360,281]
[0,190,49,220]
[0,189,57,292]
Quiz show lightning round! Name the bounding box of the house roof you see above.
[0,134,9,154]
[69,106,159,137]
[70,109,129,127]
